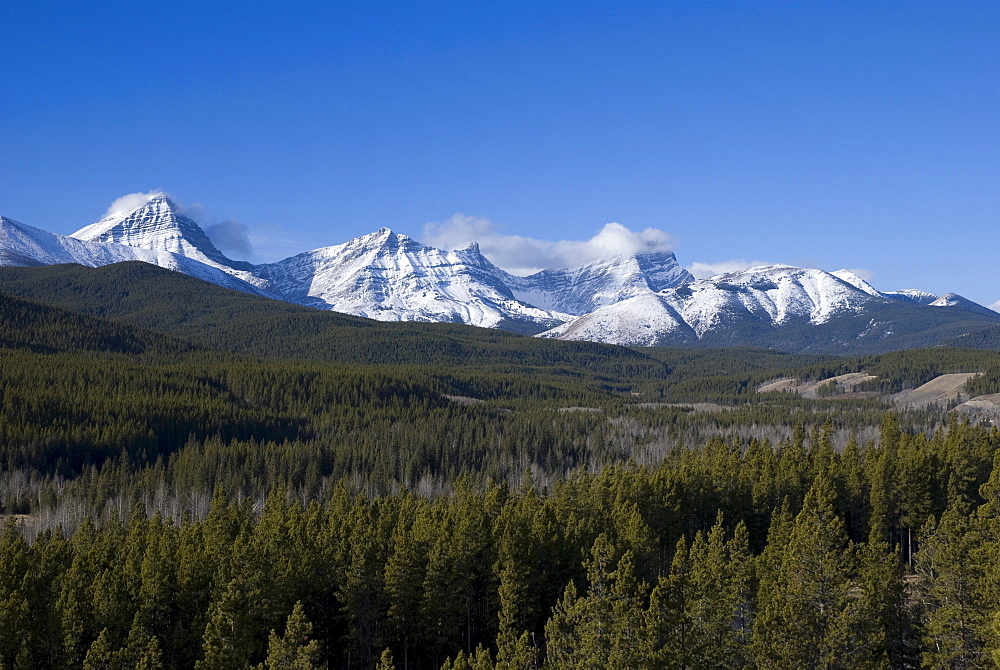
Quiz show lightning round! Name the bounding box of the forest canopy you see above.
[1,273,1000,668]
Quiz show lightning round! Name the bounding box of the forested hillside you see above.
[2,269,1000,668]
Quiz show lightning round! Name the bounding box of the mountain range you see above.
[1,192,997,354]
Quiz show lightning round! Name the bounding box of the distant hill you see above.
[0,262,671,383]
[0,290,198,358]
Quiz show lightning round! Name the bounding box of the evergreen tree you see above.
[258,601,323,670]
[752,476,864,669]
[543,535,646,669]
[195,576,261,670]
[916,504,992,669]
[83,628,116,670]
[384,502,428,668]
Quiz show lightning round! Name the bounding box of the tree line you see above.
[1,415,1000,668]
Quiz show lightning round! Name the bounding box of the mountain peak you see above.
[71,193,241,269]
[831,269,883,297]
[929,293,1000,319]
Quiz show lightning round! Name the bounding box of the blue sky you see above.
[2,1,997,306]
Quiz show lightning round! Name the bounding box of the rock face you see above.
[3,191,998,350]
[0,215,266,296]
[73,193,246,270]
[252,230,566,331]
[506,251,693,315]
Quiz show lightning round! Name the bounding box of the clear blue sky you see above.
[2,1,997,306]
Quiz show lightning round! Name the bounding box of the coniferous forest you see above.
[2,265,1000,668]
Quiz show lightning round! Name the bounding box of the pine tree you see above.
[384,504,427,669]
[83,628,116,670]
[134,635,164,670]
[543,534,647,669]
[752,476,862,669]
[646,535,695,668]
[339,505,385,669]
[258,601,323,669]
[916,503,992,669]
[195,577,261,670]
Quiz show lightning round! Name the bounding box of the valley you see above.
[0,202,999,668]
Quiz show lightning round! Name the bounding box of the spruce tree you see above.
[543,534,646,669]
[258,601,323,670]
[916,504,992,669]
[752,475,861,669]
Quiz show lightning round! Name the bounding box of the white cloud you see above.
[206,219,253,258]
[989,300,1000,314]
[100,191,254,259]
[687,259,773,279]
[102,191,163,219]
[421,214,675,275]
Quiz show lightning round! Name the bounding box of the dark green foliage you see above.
[0,263,669,385]
[0,291,197,359]
[3,263,1000,668]
[0,419,998,668]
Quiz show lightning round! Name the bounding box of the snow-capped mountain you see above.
[505,251,693,315]
[831,269,942,306]
[3,191,998,353]
[883,289,940,306]
[57,193,695,331]
[253,230,568,331]
[0,215,267,296]
[73,193,239,268]
[928,293,1000,318]
[541,264,1000,351]
[541,265,880,346]
[71,193,267,290]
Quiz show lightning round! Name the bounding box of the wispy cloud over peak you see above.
[101,191,164,219]
[206,219,254,258]
[421,214,675,275]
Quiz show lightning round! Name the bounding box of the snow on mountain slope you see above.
[0,215,268,296]
[254,229,569,330]
[70,193,691,327]
[540,292,697,346]
[541,265,879,345]
[930,293,1000,318]
[831,269,883,297]
[685,265,874,330]
[506,250,693,315]
[831,269,943,306]
[71,193,267,290]
[74,193,238,268]
[887,289,941,305]
[13,191,999,344]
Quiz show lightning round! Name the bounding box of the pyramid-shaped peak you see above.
[106,191,175,219]
[140,192,177,209]
[70,192,245,270]
[366,227,423,248]
[73,192,193,241]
